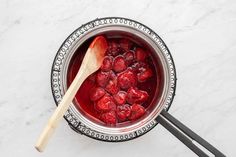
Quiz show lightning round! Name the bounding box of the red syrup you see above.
[67,36,163,126]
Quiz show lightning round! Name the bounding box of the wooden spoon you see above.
[35,36,108,152]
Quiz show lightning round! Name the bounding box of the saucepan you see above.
[51,17,225,157]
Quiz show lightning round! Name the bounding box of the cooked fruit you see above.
[101,111,117,125]
[113,91,127,105]
[96,71,110,87]
[135,48,147,61]
[126,87,149,104]
[81,38,157,125]
[129,103,146,120]
[124,50,135,65]
[117,104,131,121]
[117,69,137,90]
[137,67,153,82]
[105,78,119,95]
[101,56,113,71]
[89,87,106,101]
[113,55,127,72]
[95,95,116,112]
[119,39,132,51]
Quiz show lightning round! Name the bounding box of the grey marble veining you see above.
[0,0,235,156]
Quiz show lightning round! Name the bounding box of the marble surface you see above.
[0,0,235,156]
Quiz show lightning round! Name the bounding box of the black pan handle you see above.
[156,110,225,157]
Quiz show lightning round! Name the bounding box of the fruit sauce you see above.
[67,35,163,127]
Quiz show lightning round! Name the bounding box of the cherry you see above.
[113,55,127,72]
[117,104,131,121]
[135,48,147,61]
[96,71,110,87]
[89,87,106,101]
[137,67,153,82]
[101,56,113,72]
[126,87,149,104]
[117,69,137,90]
[95,95,116,112]
[129,103,145,120]
[113,91,127,105]
[105,78,119,95]
[101,111,117,125]
[124,50,134,65]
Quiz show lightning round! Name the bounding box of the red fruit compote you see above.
[67,35,164,127]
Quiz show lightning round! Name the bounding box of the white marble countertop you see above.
[0,0,235,156]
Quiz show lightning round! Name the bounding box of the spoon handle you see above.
[35,36,107,152]
[156,110,225,157]
[35,65,89,152]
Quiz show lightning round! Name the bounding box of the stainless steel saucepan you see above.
[51,17,225,157]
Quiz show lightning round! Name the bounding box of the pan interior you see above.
[66,29,165,128]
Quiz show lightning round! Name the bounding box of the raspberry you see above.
[96,71,110,87]
[117,104,131,121]
[105,78,119,95]
[119,39,132,51]
[124,50,134,65]
[129,103,145,120]
[137,67,153,82]
[101,111,117,125]
[89,87,106,101]
[101,56,113,72]
[95,95,116,112]
[113,91,127,105]
[126,87,149,104]
[135,48,147,61]
[117,69,137,90]
[113,55,127,72]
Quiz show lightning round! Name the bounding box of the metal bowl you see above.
[51,17,176,142]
